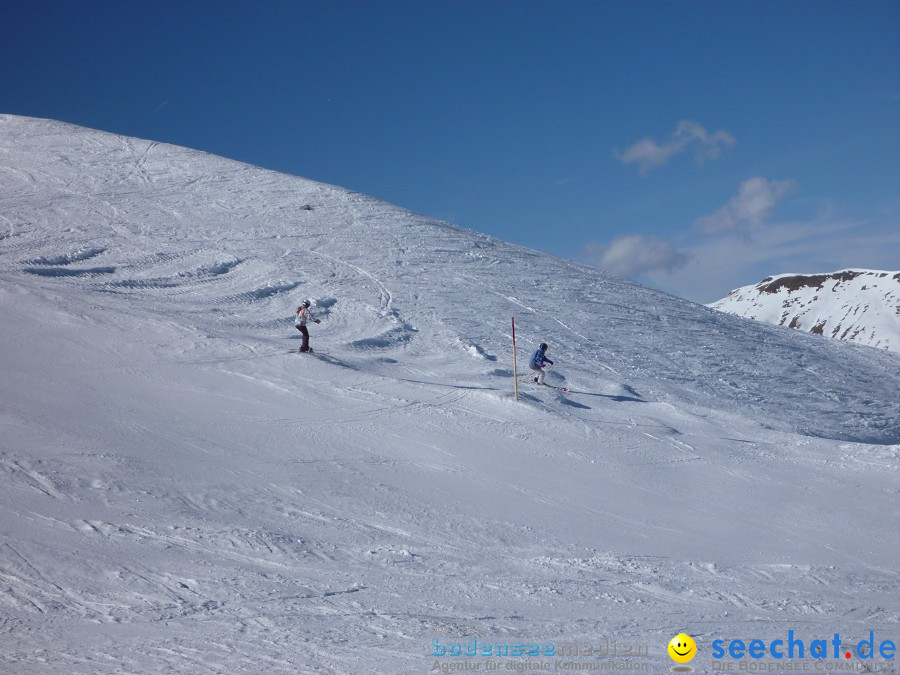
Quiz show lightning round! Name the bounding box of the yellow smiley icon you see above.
[668,633,696,663]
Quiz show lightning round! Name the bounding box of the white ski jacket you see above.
[295,307,316,326]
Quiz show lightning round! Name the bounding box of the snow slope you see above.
[709,269,900,353]
[1,115,898,673]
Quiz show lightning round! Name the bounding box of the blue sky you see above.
[3,1,898,302]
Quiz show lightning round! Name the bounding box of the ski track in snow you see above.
[0,115,898,673]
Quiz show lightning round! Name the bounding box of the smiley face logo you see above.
[667,633,696,663]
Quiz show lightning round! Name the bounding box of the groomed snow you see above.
[1,115,898,673]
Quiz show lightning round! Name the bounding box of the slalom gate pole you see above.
[512,316,519,401]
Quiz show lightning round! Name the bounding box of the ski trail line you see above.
[499,292,621,376]
[309,249,393,312]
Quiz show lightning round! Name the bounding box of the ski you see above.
[543,385,571,392]
[519,377,570,392]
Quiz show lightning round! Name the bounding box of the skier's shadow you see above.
[312,353,357,370]
[290,349,359,371]
[554,379,645,403]
[564,389,647,403]
[559,397,591,410]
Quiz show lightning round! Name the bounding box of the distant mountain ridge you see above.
[709,269,900,353]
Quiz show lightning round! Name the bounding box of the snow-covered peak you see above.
[709,269,900,353]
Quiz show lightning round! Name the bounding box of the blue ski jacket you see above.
[530,348,553,370]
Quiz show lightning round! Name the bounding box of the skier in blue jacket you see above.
[529,343,554,385]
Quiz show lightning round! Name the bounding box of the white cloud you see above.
[616,121,735,174]
[645,216,900,303]
[583,234,689,277]
[616,138,682,174]
[695,177,796,235]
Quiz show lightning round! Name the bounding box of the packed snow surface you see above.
[710,269,900,353]
[1,115,898,673]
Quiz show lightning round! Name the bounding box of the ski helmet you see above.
[301,300,311,308]
[540,343,548,351]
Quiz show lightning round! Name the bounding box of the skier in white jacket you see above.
[295,300,320,352]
